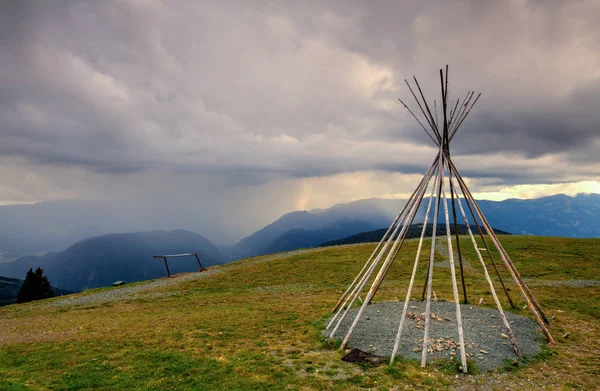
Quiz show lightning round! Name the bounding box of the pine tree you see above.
[16,267,55,303]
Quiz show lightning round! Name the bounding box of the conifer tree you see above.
[16,267,55,303]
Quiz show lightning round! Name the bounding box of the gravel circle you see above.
[325,300,544,372]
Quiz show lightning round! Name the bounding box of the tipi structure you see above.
[326,66,554,373]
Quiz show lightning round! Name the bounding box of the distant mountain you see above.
[0,200,245,262]
[2,193,597,264]
[319,223,511,247]
[230,205,392,258]
[0,276,74,307]
[0,230,223,292]
[257,219,385,255]
[475,193,600,237]
[229,193,599,259]
[314,193,600,238]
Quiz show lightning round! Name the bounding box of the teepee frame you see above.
[327,66,554,373]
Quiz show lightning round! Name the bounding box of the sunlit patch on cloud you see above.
[473,181,600,201]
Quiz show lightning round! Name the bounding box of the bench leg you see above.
[164,257,171,277]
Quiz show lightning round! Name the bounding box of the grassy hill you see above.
[1,236,598,390]
[319,223,511,247]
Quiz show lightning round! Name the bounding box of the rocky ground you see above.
[325,300,543,372]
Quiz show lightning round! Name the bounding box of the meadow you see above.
[1,236,598,390]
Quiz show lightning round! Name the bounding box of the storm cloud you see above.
[0,0,599,239]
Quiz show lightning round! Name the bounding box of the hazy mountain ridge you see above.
[0,230,223,292]
[0,200,241,261]
[229,193,600,259]
[0,193,597,266]
[319,223,511,247]
[256,219,383,255]
[230,207,390,258]
[475,193,600,237]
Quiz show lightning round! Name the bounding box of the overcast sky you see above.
[1,0,599,240]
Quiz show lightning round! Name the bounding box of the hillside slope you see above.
[0,276,74,306]
[0,230,222,292]
[1,236,598,390]
[320,223,511,247]
[258,219,384,254]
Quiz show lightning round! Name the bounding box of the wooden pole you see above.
[444,65,449,106]
[412,77,442,141]
[442,75,469,307]
[398,98,439,147]
[390,169,438,364]
[439,69,448,147]
[448,91,470,131]
[329,158,439,333]
[421,154,443,367]
[328,234,393,337]
[405,80,441,143]
[367,169,436,302]
[420,260,430,301]
[441,159,468,373]
[449,160,549,323]
[330,217,399,315]
[449,93,481,142]
[448,159,554,343]
[451,173,521,356]
[363,158,441,304]
[163,257,171,277]
[449,166,468,304]
[365,159,440,303]
[434,100,439,131]
[447,91,473,137]
[194,254,205,271]
[330,157,439,315]
[339,165,434,349]
[448,98,461,128]
[449,167,515,308]
[328,217,403,330]
[495,239,551,324]
[329,174,429,337]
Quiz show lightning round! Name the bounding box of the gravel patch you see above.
[324,300,544,372]
[38,268,223,308]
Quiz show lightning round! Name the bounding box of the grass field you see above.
[1,236,598,390]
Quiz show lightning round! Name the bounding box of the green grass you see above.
[0,236,599,390]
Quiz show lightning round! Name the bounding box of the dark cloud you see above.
[0,0,598,213]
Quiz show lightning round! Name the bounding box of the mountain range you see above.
[228,201,391,259]
[0,193,598,289]
[0,200,242,262]
[319,223,511,247]
[0,230,222,292]
[228,193,600,258]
